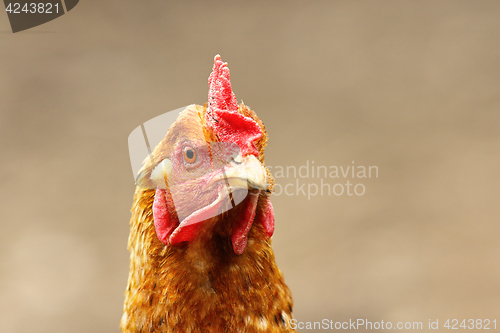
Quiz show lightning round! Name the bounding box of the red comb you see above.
[206,55,262,157]
[208,55,238,113]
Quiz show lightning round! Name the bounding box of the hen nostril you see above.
[231,153,243,165]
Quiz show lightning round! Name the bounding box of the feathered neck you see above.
[120,187,295,333]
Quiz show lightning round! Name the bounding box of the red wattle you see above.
[153,189,178,245]
[257,198,275,239]
[231,192,260,255]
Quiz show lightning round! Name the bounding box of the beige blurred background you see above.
[1,1,499,332]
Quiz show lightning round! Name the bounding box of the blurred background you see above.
[1,1,499,332]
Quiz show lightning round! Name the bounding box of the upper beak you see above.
[216,154,268,191]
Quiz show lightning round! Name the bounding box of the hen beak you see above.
[218,154,267,191]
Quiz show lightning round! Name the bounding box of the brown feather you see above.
[121,104,295,333]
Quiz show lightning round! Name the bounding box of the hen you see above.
[121,55,295,333]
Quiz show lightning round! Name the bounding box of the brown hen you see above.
[121,55,295,333]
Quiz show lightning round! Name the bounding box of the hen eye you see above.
[183,147,197,164]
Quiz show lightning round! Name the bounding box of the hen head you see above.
[136,55,274,255]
